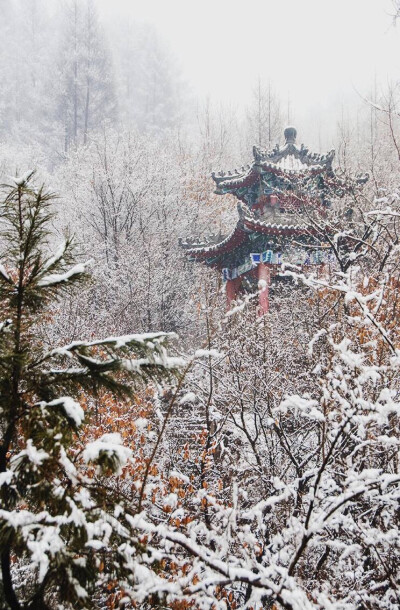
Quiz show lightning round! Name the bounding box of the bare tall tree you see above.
[246,77,282,148]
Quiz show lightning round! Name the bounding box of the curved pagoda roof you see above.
[212,126,336,194]
[181,127,368,269]
[181,202,315,264]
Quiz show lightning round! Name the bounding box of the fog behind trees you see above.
[1,0,399,167]
[0,0,398,341]
[2,2,400,609]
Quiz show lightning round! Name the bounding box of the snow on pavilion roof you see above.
[180,203,317,264]
[180,126,368,266]
[212,126,335,193]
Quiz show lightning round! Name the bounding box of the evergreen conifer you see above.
[0,172,179,609]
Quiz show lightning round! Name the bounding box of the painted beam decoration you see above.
[180,127,367,312]
[222,249,332,281]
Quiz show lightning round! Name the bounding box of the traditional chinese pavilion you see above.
[181,126,364,314]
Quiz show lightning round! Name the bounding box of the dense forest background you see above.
[2,1,400,609]
[0,0,398,345]
[1,0,251,345]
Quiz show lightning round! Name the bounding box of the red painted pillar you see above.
[258,263,270,315]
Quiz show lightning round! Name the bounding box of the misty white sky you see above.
[99,0,400,149]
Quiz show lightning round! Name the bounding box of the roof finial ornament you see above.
[284,126,297,145]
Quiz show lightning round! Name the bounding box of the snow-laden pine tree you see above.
[0,172,182,609]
